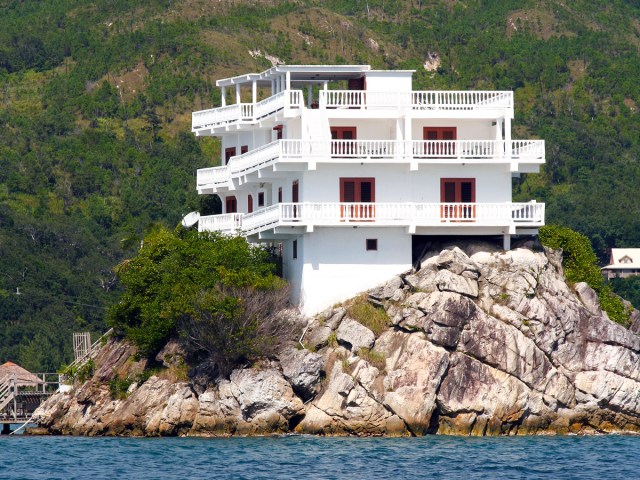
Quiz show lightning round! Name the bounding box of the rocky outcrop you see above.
[33,247,640,436]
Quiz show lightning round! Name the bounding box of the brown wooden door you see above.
[340,177,375,220]
[225,196,237,213]
[331,127,357,156]
[424,127,456,156]
[292,180,299,219]
[225,147,237,165]
[247,194,253,214]
[440,178,475,221]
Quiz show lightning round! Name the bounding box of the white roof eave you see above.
[216,65,372,87]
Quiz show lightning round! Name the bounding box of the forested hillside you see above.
[1,0,640,370]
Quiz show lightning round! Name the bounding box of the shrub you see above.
[178,283,293,377]
[358,347,386,371]
[539,225,632,326]
[346,294,389,336]
[108,226,291,372]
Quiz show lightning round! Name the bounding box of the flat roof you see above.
[216,65,414,87]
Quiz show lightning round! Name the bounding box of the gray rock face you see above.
[34,246,640,437]
[336,319,375,352]
[278,347,324,399]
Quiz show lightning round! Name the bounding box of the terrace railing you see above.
[200,202,545,237]
[192,90,303,131]
[320,90,513,111]
[196,139,545,189]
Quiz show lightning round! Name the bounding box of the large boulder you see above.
[336,319,375,352]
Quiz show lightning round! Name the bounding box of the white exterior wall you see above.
[292,227,411,315]
[365,71,413,92]
[411,119,497,141]
[328,118,396,140]
[301,164,512,204]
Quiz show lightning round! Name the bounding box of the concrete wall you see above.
[292,227,412,315]
[365,71,413,92]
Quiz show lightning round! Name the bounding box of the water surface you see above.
[0,435,636,479]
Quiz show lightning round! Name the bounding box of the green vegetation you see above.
[1,0,640,369]
[346,294,389,336]
[108,227,290,376]
[539,225,632,326]
[357,347,386,371]
[610,277,640,311]
[60,357,95,384]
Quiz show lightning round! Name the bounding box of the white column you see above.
[285,71,291,91]
[495,119,502,140]
[252,80,257,105]
[307,84,313,108]
[235,83,241,104]
[271,80,275,95]
[221,87,226,107]
[503,233,511,251]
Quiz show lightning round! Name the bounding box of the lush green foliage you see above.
[108,227,287,365]
[610,276,640,311]
[2,0,640,369]
[539,225,632,325]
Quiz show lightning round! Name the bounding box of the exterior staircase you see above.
[304,108,331,141]
[0,377,16,413]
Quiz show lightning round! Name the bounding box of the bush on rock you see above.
[108,226,290,374]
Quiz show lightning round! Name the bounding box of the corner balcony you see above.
[192,90,303,134]
[199,202,545,237]
[192,90,514,133]
[196,139,545,192]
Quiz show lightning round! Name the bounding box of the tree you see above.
[108,226,291,375]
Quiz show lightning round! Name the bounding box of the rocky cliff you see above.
[33,247,640,436]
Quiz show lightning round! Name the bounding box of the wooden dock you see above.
[0,371,60,434]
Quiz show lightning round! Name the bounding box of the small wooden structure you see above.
[0,362,59,434]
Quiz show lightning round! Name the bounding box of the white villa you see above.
[191,65,545,315]
[602,249,640,280]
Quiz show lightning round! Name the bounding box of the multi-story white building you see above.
[191,65,545,315]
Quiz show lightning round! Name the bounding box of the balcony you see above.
[198,213,243,234]
[199,202,545,236]
[196,139,545,192]
[320,90,513,112]
[192,90,514,132]
[192,90,304,133]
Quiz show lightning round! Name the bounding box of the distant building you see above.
[191,65,546,315]
[602,249,640,280]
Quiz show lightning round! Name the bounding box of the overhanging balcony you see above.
[199,202,545,237]
[196,139,545,192]
[192,90,304,133]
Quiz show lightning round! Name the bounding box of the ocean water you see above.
[0,434,637,479]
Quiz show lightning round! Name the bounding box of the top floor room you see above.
[192,65,515,136]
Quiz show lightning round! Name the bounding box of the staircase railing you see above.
[0,376,16,412]
[65,328,114,373]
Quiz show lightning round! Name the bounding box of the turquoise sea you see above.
[0,435,637,479]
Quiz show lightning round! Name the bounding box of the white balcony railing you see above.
[320,90,513,111]
[198,213,243,233]
[193,89,513,131]
[192,90,303,131]
[199,202,545,236]
[196,139,545,189]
